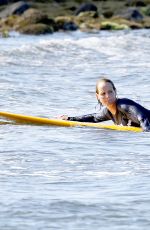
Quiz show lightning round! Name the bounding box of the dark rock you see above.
[126,0,146,7]
[117,8,144,22]
[75,3,98,16]
[54,16,78,31]
[66,6,77,12]
[136,1,146,7]
[0,0,8,5]
[0,0,22,3]
[0,1,30,18]
[103,10,114,18]
[63,21,78,31]
[54,0,66,2]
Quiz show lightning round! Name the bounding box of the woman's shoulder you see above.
[117,98,147,111]
[117,98,136,105]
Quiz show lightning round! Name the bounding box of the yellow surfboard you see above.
[0,111,142,132]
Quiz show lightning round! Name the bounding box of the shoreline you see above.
[0,0,150,36]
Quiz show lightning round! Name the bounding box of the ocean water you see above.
[0,29,150,230]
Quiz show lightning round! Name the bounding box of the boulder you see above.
[117,7,144,22]
[79,21,101,32]
[0,1,30,18]
[101,21,129,30]
[0,15,18,32]
[15,8,57,32]
[17,23,53,35]
[126,0,146,7]
[62,21,78,31]
[21,8,52,24]
[111,16,143,29]
[75,3,98,17]
[74,11,102,31]
[75,11,99,25]
[103,10,114,18]
[143,16,150,28]
[55,15,78,31]
[141,6,150,16]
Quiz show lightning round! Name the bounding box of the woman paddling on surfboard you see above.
[60,78,150,131]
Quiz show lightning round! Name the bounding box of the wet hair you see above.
[96,78,116,94]
[95,78,117,110]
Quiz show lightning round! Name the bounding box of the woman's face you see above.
[96,81,116,107]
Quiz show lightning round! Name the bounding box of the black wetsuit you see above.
[68,98,150,131]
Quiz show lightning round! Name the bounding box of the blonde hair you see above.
[96,78,116,94]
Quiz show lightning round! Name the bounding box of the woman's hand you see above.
[56,115,68,120]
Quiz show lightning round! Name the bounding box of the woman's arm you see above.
[68,113,99,122]
[68,107,111,123]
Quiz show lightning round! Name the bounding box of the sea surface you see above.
[0,29,150,230]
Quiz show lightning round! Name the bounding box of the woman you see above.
[60,78,150,131]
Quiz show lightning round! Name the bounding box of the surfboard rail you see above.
[0,111,142,132]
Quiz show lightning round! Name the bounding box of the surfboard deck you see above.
[0,111,142,132]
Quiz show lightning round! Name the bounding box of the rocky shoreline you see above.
[0,0,150,36]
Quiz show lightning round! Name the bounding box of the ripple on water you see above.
[0,30,149,230]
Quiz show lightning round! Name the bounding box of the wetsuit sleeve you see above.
[68,107,111,123]
[117,98,150,131]
[140,118,150,131]
[137,112,150,131]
